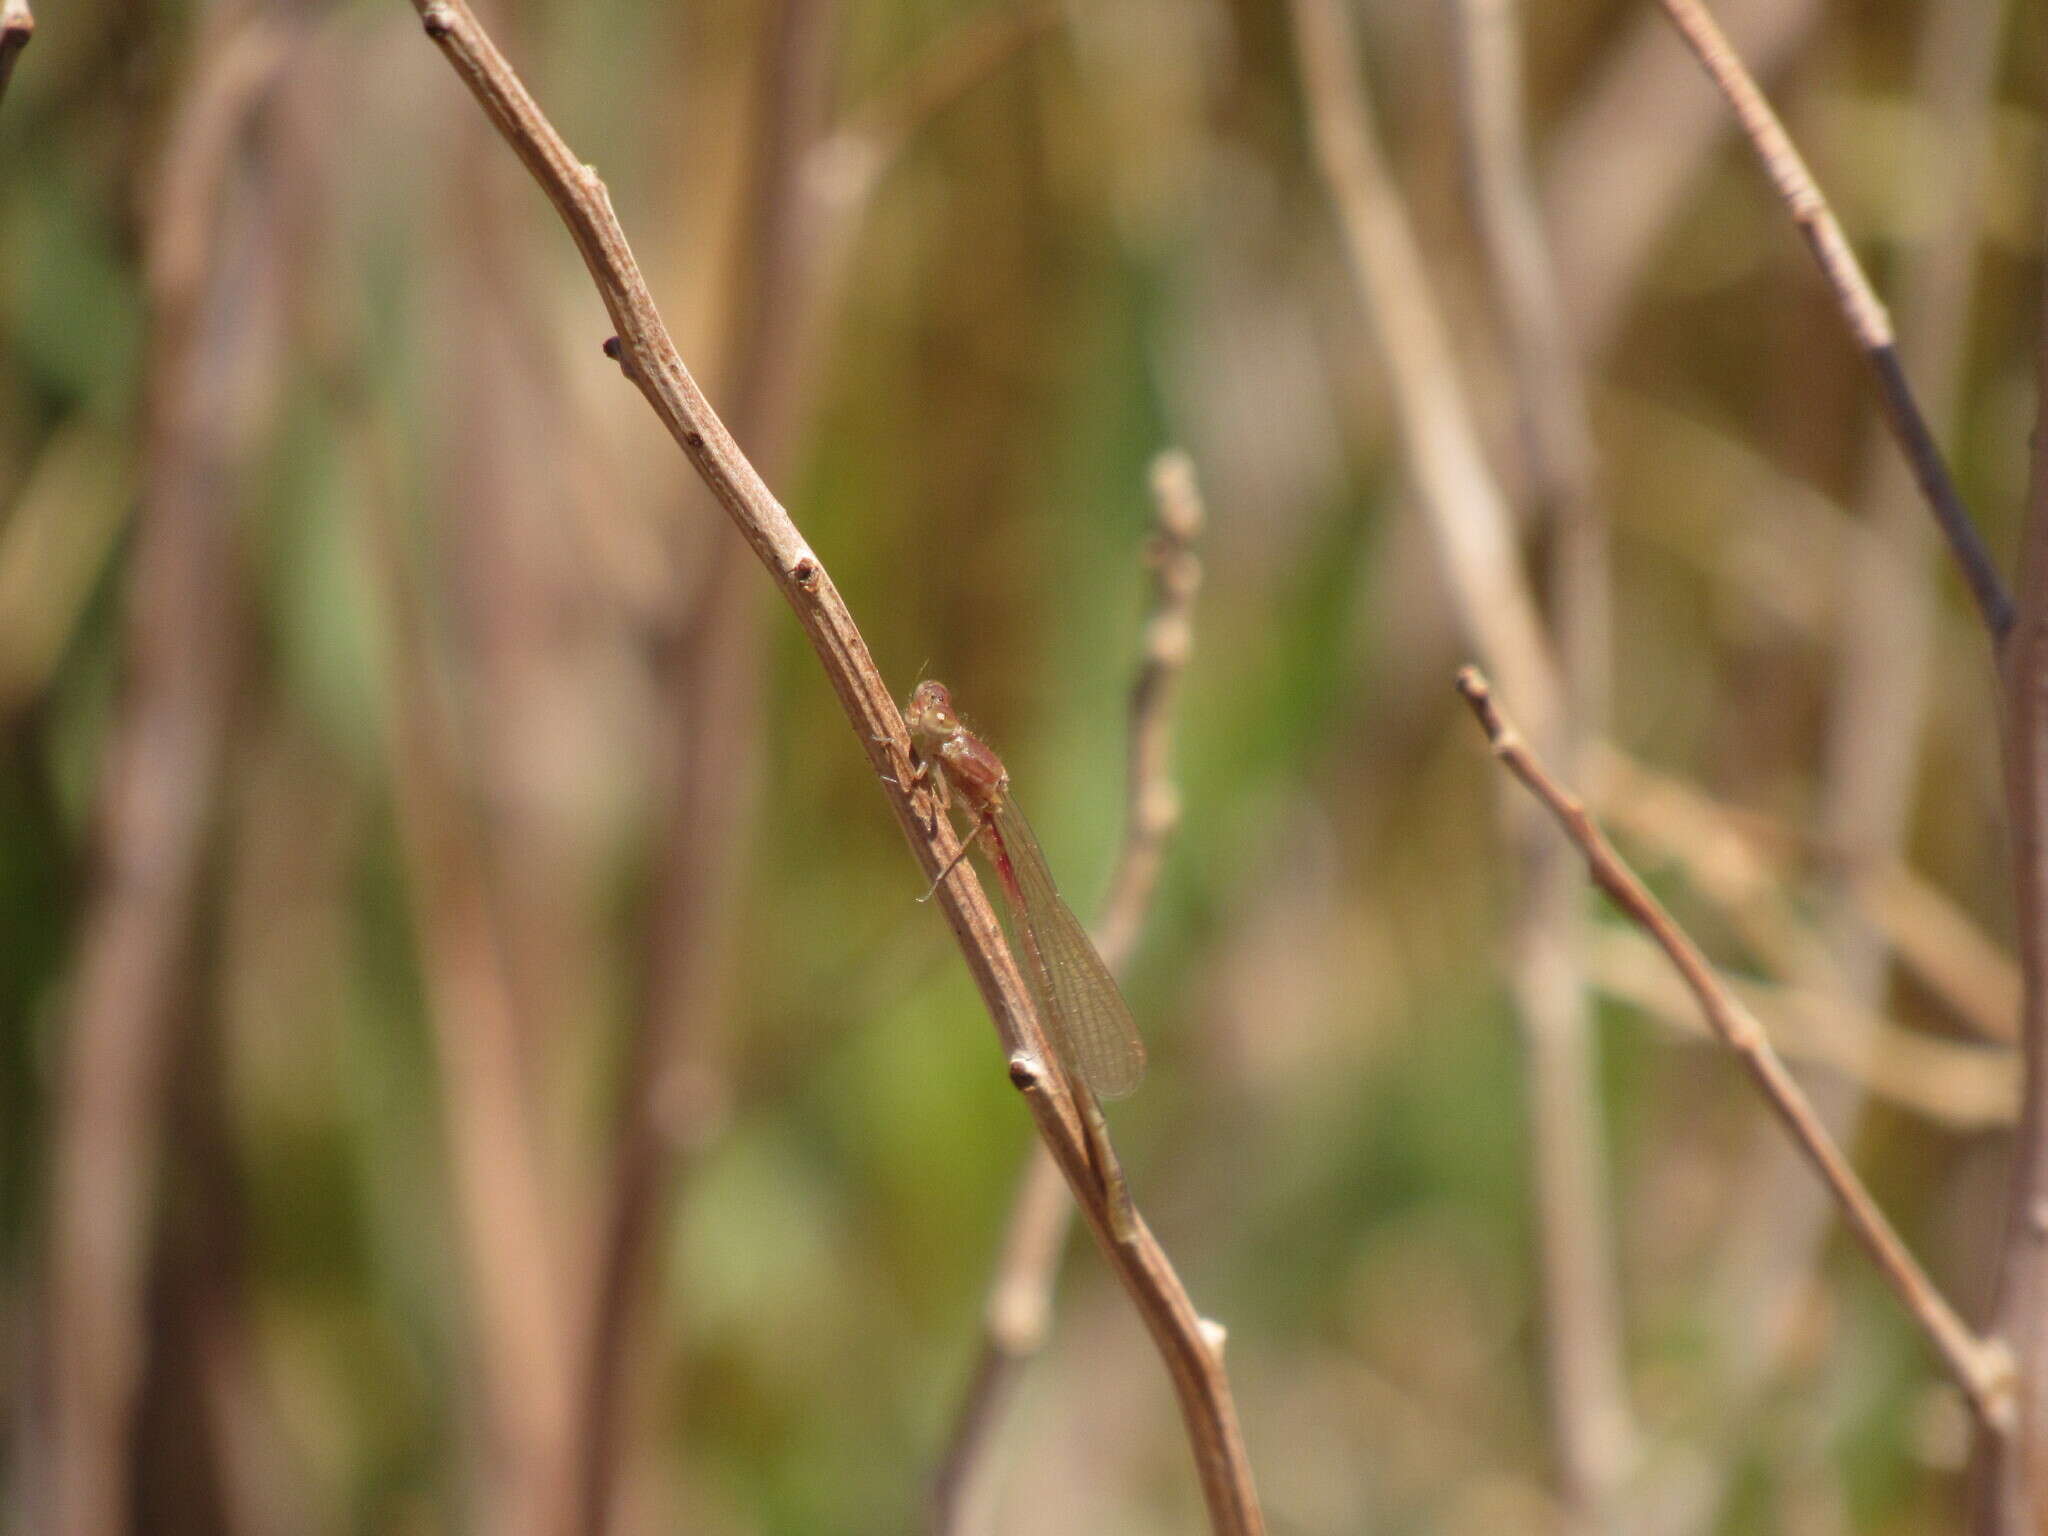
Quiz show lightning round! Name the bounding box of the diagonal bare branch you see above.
[1456,666,2015,1433]
[406,4,1264,1528]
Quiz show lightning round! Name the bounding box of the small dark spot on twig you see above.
[601,335,635,379]
[792,558,818,589]
[420,3,453,39]
[1008,1055,1045,1092]
[682,429,706,454]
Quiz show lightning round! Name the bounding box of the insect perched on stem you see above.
[903,679,1145,1236]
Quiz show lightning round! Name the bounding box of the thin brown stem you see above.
[1450,0,1606,724]
[1682,2,2012,1517]
[406,5,1262,1528]
[1456,666,2016,1433]
[1649,0,2013,646]
[0,0,31,108]
[575,11,1061,1527]
[266,67,581,1534]
[1983,115,2048,1533]
[928,451,1207,1535]
[1096,450,1204,971]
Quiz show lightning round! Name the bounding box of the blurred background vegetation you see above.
[3,0,2045,1531]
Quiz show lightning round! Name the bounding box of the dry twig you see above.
[357,370,578,1536]
[928,450,1206,1536]
[1688,13,2018,1507]
[582,8,1061,1529]
[1456,667,2015,1432]
[1648,0,2013,645]
[407,4,1263,1528]
[1985,139,2048,1533]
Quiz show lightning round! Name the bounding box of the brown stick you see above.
[1680,0,2013,1514]
[1456,666,2015,1432]
[1648,0,2013,645]
[1983,131,2048,1535]
[1096,450,1205,971]
[406,4,1263,1528]
[578,8,1059,1527]
[928,450,1207,1535]
[0,0,31,108]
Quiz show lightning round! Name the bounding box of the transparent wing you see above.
[989,797,1147,1100]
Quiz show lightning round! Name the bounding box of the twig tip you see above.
[1147,449,1204,541]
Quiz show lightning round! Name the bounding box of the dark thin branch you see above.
[406,5,1263,1529]
[1456,666,2015,1433]
[1649,0,2014,646]
[1675,0,2012,1522]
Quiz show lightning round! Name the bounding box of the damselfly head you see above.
[904,679,959,743]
